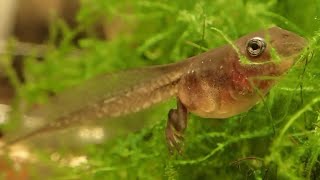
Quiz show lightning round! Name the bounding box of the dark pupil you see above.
[250,42,260,50]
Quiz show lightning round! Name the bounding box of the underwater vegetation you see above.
[1,0,320,179]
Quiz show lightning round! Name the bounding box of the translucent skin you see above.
[178,27,307,118]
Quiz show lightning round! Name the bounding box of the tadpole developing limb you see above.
[165,98,188,154]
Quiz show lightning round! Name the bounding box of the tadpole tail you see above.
[1,60,190,147]
[4,125,53,146]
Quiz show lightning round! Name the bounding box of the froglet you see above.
[2,27,307,152]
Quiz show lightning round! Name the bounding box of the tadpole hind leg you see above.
[165,98,188,153]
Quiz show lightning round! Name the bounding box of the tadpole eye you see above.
[246,37,266,57]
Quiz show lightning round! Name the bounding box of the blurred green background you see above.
[1,0,320,179]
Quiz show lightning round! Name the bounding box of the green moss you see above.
[6,0,320,179]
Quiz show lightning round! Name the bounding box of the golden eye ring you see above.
[246,37,266,57]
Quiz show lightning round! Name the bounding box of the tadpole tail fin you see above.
[0,59,191,146]
[4,126,49,146]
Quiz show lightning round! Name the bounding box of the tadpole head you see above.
[234,26,307,75]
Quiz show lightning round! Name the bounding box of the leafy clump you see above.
[5,0,320,179]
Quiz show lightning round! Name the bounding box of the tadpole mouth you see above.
[277,41,308,74]
[294,36,308,52]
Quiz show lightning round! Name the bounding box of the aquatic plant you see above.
[3,0,320,179]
